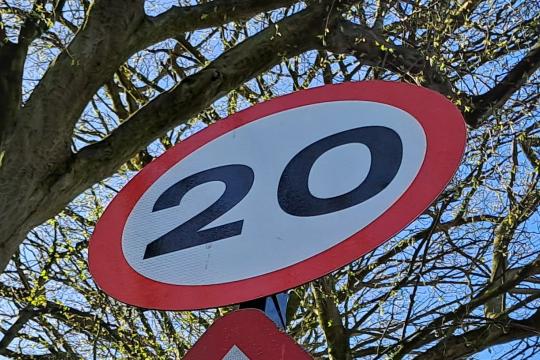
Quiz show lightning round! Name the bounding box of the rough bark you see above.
[322,20,454,97]
[313,278,352,360]
[0,0,302,271]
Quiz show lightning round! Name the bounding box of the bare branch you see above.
[416,310,540,359]
[0,307,39,355]
[48,3,330,211]
[468,39,540,127]
[322,20,454,98]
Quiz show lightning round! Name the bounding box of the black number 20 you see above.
[144,126,402,259]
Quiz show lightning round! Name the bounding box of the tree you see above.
[0,0,539,358]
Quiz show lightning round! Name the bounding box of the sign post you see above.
[239,293,288,329]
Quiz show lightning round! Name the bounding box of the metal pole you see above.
[239,293,288,330]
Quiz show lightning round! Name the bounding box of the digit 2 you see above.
[143,165,254,259]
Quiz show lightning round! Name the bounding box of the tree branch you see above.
[468,39,540,127]
[388,254,540,358]
[138,0,296,49]
[46,3,330,210]
[0,307,39,355]
[0,0,306,272]
[415,310,540,359]
[485,186,540,318]
[312,278,352,360]
[20,0,297,161]
[321,20,454,98]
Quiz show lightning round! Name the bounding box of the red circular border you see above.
[89,81,466,310]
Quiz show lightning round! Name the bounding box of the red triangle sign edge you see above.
[184,309,313,360]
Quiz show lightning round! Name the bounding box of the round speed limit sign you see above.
[89,81,466,310]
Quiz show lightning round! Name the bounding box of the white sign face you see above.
[223,346,250,360]
[122,101,426,285]
[89,81,466,310]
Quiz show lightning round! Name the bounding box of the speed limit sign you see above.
[89,81,466,310]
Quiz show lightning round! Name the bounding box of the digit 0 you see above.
[278,126,402,216]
